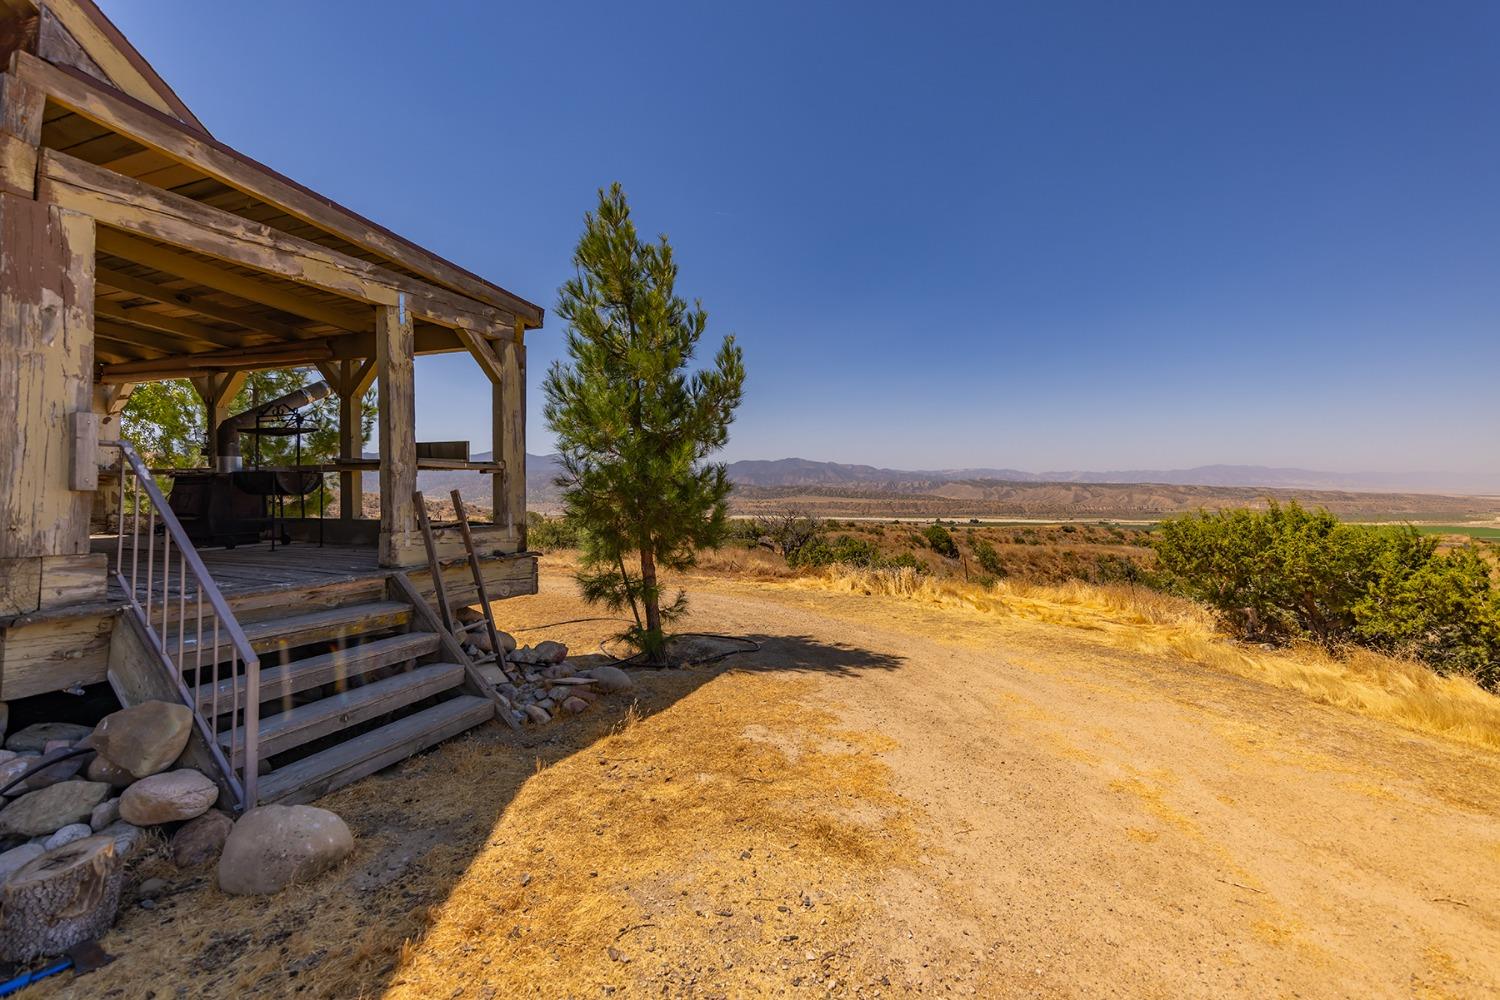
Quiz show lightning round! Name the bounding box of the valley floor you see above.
[39,563,1500,998]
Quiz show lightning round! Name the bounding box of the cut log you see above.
[0,835,123,963]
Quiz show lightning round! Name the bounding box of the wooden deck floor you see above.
[94,535,385,600]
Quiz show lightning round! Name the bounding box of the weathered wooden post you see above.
[376,295,419,565]
[491,321,527,549]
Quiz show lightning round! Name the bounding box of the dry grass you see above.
[38,668,917,999]
[384,671,916,998]
[795,566,1500,753]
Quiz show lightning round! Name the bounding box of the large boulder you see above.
[119,769,217,825]
[5,723,91,754]
[218,805,353,895]
[586,665,635,694]
[88,701,193,779]
[0,781,111,837]
[171,810,234,868]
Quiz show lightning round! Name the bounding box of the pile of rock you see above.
[0,701,354,961]
[455,615,634,727]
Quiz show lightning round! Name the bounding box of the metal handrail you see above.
[111,441,260,810]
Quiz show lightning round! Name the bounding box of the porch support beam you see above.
[190,371,246,465]
[376,298,419,566]
[493,323,526,545]
[316,358,375,520]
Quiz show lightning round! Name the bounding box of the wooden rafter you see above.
[96,264,309,340]
[15,51,542,325]
[40,148,520,336]
[95,298,253,349]
[96,326,468,383]
[96,228,370,332]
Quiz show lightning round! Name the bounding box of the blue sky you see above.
[107,1,1499,475]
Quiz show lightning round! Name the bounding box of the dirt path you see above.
[38,564,1500,998]
[668,574,1500,998]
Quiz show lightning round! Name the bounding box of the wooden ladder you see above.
[414,490,520,685]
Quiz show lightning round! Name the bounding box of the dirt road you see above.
[42,565,1500,998]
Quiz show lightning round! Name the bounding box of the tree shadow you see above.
[65,628,906,998]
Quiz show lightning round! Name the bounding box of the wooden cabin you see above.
[0,1,540,809]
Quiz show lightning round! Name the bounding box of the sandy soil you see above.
[36,563,1500,998]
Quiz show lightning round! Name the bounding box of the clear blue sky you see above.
[107,1,1498,475]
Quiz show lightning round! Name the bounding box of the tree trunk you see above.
[639,543,663,663]
[0,835,124,963]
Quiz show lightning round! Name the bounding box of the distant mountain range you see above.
[382,454,1499,508]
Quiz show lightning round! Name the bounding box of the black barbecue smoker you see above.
[167,381,331,548]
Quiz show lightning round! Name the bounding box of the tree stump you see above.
[0,835,123,963]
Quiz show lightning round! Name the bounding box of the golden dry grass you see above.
[385,671,916,998]
[795,566,1500,752]
[36,668,917,999]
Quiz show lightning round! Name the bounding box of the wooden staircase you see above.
[169,573,499,806]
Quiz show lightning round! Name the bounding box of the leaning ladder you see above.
[414,490,520,685]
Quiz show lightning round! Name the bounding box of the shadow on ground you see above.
[39,625,906,998]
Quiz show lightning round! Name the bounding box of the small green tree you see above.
[544,184,746,662]
[971,537,1006,577]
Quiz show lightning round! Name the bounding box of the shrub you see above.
[1354,546,1500,687]
[971,538,1006,577]
[882,552,926,573]
[923,523,959,559]
[527,512,585,551]
[753,512,823,559]
[1153,502,1500,685]
[789,534,880,569]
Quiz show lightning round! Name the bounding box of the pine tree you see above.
[544,184,746,663]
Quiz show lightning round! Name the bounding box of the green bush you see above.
[1153,502,1500,685]
[789,534,880,569]
[527,512,585,551]
[923,523,959,559]
[971,538,1006,577]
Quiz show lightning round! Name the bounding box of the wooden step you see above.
[169,600,413,663]
[255,695,494,805]
[221,661,466,762]
[195,631,441,713]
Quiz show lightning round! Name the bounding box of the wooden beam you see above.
[39,148,519,336]
[493,332,526,544]
[96,326,467,383]
[94,316,217,356]
[95,297,251,349]
[0,72,43,197]
[97,228,370,332]
[376,298,418,566]
[38,0,208,132]
[96,264,310,340]
[319,357,375,520]
[15,51,541,325]
[190,370,245,464]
